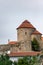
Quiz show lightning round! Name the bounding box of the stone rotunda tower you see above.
[17,20,35,51]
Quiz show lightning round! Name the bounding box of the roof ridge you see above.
[23,20,30,23]
[17,20,35,29]
[32,29,42,35]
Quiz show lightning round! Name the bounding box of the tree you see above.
[17,56,40,65]
[13,61,18,65]
[18,57,29,65]
[0,54,13,65]
[31,38,40,51]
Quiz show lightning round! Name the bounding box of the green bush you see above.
[31,38,40,51]
[0,54,13,65]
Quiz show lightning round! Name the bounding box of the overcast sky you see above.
[0,0,43,44]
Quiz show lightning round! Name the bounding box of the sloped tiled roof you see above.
[17,20,35,29]
[8,41,17,44]
[32,30,42,35]
[8,52,41,57]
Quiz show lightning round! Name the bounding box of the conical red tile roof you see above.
[17,20,35,29]
[32,30,42,35]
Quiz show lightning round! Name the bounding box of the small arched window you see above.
[25,32,27,35]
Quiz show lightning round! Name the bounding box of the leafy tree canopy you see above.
[31,38,40,51]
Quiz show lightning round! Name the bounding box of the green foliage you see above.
[13,56,40,65]
[0,54,13,65]
[0,54,40,65]
[31,38,40,51]
[13,61,18,65]
[18,57,29,65]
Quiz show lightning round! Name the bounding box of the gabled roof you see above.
[17,20,35,29]
[8,41,17,44]
[32,30,42,35]
[8,51,41,57]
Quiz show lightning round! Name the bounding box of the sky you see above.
[0,0,43,44]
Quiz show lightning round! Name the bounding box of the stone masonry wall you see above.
[31,34,41,41]
[17,28,35,51]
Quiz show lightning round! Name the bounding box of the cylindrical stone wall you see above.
[17,28,35,51]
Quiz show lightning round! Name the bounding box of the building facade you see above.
[8,20,43,53]
[0,20,43,63]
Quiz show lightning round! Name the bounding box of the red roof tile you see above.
[17,20,35,29]
[8,41,17,44]
[32,30,42,35]
[8,51,41,57]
